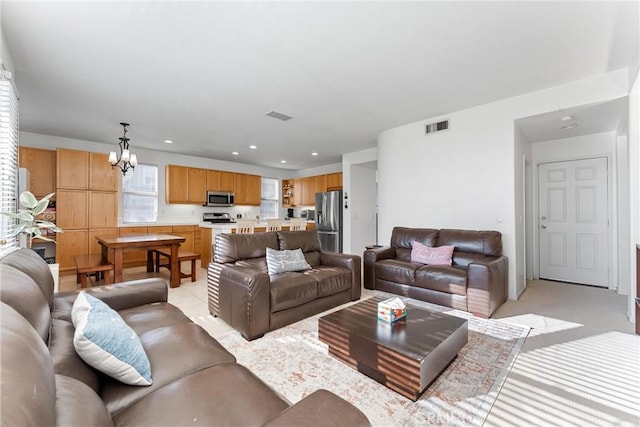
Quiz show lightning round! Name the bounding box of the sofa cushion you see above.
[266,247,311,275]
[375,259,422,285]
[49,318,100,392]
[277,230,322,267]
[414,265,468,296]
[411,242,454,265]
[1,247,55,309]
[235,257,269,272]
[72,292,152,386]
[54,375,113,427]
[100,322,236,416]
[270,273,318,312]
[214,232,279,263]
[438,229,502,256]
[391,227,439,262]
[113,364,289,427]
[305,266,352,297]
[118,302,193,336]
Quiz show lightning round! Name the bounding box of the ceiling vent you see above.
[425,120,449,135]
[266,111,293,121]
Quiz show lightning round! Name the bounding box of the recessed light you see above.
[311,152,318,156]
[232,151,239,155]
[164,139,173,144]
[560,115,574,122]
[249,145,257,149]
[561,124,578,130]
[280,160,287,164]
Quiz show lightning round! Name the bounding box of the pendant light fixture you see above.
[108,122,138,175]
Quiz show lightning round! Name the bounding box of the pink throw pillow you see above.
[411,241,454,265]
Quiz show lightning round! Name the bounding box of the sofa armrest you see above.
[467,256,508,318]
[214,264,271,341]
[262,389,371,427]
[320,252,362,300]
[363,246,396,290]
[53,278,167,321]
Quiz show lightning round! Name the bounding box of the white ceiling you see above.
[2,1,638,170]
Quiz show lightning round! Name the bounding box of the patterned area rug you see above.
[217,293,529,427]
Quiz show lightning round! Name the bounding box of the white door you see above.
[538,157,608,287]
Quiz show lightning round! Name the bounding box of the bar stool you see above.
[288,218,307,231]
[235,219,256,234]
[266,219,283,231]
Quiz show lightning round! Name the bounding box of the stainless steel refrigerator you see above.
[315,190,342,253]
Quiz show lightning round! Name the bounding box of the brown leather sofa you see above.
[364,227,508,318]
[0,248,370,426]
[208,230,361,340]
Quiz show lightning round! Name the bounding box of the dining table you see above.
[96,234,186,288]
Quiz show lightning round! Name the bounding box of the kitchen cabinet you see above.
[301,176,317,206]
[88,228,118,255]
[57,190,88,230]
[57,148,89,189]
[56,230,88,270]
[282,179,294,207]
[89,152,118,191]
[172,225,195,252]
[19,147,56,197]
[293,178,303,207]
[326,172,343,190]
[188,168,207,205]
[207,170,235,192]
[165,165,190,203]
[234,173,261,206]
[89,192,118,228]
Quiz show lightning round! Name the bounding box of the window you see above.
[0,78,19,249]
[122,164,158,223]
[260,178,279,219]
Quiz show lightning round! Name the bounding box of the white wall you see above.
[513,124,531,296]
[349,163,377,255]
[0,4,15,75]
[531,131,619,291]
[342,148,377,254]
[20,131,291,224]
[628,69,639,323]
[377,69,631,300]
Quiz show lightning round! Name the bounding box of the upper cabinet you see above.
[89,152,118,191]
[167,165,260,205]
[19,147,56,197]
[57,148,89,189]
[282,172,342,206]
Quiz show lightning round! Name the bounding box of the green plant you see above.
[1,191,63,246]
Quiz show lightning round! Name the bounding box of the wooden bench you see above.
[75,254,114,288]
[152,249,201,283]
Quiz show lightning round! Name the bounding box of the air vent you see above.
[425,120,449,135]
[265,111,293,121]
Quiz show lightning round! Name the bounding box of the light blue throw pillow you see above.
[266,247,312,275]
[72,292,152,386]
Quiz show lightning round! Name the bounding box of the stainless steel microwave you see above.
[206,191,235,207]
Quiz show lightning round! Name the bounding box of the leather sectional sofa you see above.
[364,227,508,318]
[208,230,361,340]
[0,248,370,426]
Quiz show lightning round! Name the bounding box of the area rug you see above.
[217,293,529,427]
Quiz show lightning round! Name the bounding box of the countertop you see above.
[199,220,315,229]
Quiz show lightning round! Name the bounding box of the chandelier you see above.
[108,122,138,175]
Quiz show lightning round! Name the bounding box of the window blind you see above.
[0,78,19,248]
[122,164,158,223]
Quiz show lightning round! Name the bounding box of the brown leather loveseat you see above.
[208,230,361,340]
[364,227,508,318]
[0,248,370,426]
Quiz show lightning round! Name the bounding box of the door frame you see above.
[532,154,617,290]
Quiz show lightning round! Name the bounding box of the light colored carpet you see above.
[215,292,529,427]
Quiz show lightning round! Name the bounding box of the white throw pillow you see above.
[266,247,312,275]
[72,292,152,386]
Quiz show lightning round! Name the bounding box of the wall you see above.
[531,131,619,291]
[628,69,639,323]
[377,69,630,300]
[0,4,15,75]
[20,131,291,224]
[342,148,377,254]
[349,162,377,255]
[513,124,531,296]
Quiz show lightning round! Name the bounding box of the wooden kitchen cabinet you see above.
[19,147,56,197]
[234,174,248,205]
[326,172,343,190]
[89,152,118,191]
[57,148,89,189]
[234,173,261,206]
[293,179,303,207]
[188,168,207,205]
[171,225,195,252]
[56,190,88,230]
[56,230,88,271]
[315,174,327,195]
[165,165,190,204]
[301,176,317,206]
[89,191,117,228]
[219,171,235,192]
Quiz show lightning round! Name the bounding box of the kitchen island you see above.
[199,220,315,268]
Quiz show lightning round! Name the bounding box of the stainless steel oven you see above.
[205,191,235,207]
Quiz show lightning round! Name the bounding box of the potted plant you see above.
[1,191,63,248]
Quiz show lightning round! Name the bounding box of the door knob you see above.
[541,225,547,229]
[541,216,547,221]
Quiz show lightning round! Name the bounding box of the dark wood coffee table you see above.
[318,297,468,401]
